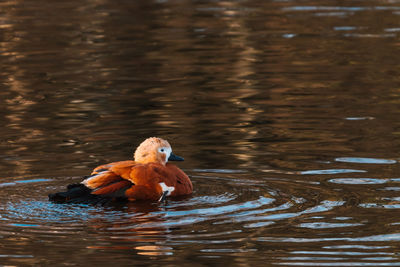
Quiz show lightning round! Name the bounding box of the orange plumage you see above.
[49,137,193,203]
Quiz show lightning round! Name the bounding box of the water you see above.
[1,0,400,265]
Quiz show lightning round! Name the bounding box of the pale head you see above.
[134,137,183,165]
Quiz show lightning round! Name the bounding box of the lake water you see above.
[1,0,400,266]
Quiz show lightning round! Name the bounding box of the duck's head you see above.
[134,137,184,165]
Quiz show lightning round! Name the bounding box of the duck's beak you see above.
[168,153,184,161]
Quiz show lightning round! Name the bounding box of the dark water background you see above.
[1,0,400,266]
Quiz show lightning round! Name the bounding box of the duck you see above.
[49,137,193,204]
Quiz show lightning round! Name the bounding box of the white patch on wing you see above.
[159,182,175,196]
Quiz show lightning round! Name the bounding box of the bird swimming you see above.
[49,137,193,204]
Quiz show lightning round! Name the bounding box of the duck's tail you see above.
[48,183,113,204]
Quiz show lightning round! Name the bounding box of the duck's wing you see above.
[83,161,164,201]
[49,161,145,204]
[81,160,137,198]
[91,160,137,175]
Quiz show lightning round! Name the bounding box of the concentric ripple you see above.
[0,170,340,235]
[0,163,399,266]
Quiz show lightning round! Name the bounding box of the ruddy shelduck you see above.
[49,137,193,204]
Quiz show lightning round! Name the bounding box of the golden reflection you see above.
[217,1,263,167]
[135,245,173,256]
[84,202,170,250]
[2,71,42,176]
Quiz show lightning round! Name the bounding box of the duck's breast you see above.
[164,163,193,196]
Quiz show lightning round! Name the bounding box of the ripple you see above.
[0,178,53,187]
[282,33,297,38]
[283,6,364,11]
[0,172,386,265]
[303,200,345,214]
[217,201,293,224]
[200,248,257,253]
[244,221,275,228]
[0,176,280,237]
[283,6,400,12]
[344,33,397,38]
[345,116,375,120]
[334,26,358,31]
[298,222,363,229]
[192,169,247,174]
[0,254,34,258]
[8,223,40,227]
[258,233,400,242]
[385,28,400,32]
[323,245,391,250]
[152,196,275,219]
[360,203,400,209]
[381,187,400,191]
[328,178,388,184]
[277,262,400,266]
[218,200,345,229]
[300,169,366,175]
[335,157,397,164]
[1,200,133,225]
[170,194,237,207]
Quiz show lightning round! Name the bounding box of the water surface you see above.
[1,0,400,266]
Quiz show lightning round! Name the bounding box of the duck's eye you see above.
[160,148,165,152]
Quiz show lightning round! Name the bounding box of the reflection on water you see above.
[1,0,400,266]
[335,157,398,164]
